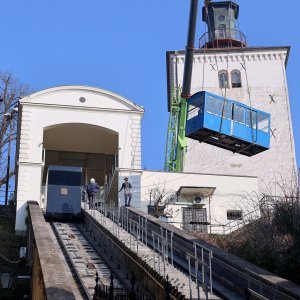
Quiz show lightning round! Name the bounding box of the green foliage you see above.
[198,193,300,285]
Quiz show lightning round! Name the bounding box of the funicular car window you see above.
[222,100,232,119]
[246,109,257,128]
[206,95,222,116]
[233,104,245,124]
[48,171,81,186]
[257,113,269,133]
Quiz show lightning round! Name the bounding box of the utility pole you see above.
[4,114,12,206]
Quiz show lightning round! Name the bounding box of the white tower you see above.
[166,1,297,193]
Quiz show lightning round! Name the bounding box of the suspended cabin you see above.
[185,91,270,156]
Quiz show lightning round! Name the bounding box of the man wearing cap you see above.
[86,178,100,209]
[119,177,132,206]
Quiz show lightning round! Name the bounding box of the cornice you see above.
[170,52,287,64]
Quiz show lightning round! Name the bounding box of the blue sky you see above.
[1,0,299,172]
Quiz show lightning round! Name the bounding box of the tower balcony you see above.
[199,29,246,49]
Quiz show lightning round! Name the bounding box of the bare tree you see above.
[148,183,176,218]
[0,71,30,204]
[194,172,300,284]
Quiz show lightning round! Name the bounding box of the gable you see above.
[20,85,144,112]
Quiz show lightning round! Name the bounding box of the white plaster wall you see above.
[16,86,143,231]
[140,170,258,232]
[168,48,297,194]
[118,170,142,208]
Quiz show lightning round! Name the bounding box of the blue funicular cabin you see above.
[45,166,82,219]
[186,91,270,156]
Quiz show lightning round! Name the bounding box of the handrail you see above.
[199,29,246,48]
[83,210,180,300]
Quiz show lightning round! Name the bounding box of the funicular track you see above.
[46,205,300,300]
[50,221,127,300]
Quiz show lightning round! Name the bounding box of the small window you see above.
[231,70,242,88]
[233,104,245,124]
[206,95,222,116]
[246,109,257,129]
[218,70,229,89]
[222,100,233,120]
[257,113,269,133]
[48,171,82,186]
[227,210,243,220]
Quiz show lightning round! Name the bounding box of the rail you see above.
[126,206,300,300]
[199,29,246,48]
[82,209,183,300]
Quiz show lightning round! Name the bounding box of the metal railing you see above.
[199,29,246,48]
[84,205,300,300]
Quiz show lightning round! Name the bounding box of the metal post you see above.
[104,203,106,227]
[112,209,115,235]
[152,233,155,270]
[196,259,200,300]
[209,251,212,295]
[202,248,204,285]
[169,231,173,266]
[165,229,168,261]
[129,221,132,250]
[163,239,166,278]
[138,215,141,236]
[126,210,129,232]
[194,244,199,299]
[141,217,144,244]
[204,265,208,300]
[5,117,12,206]
[136,223,139,253]
[209,195,212,234]
[145,219,148,246]
[116,210,119,238]
[187,255,192,300]
[157,237,161,274]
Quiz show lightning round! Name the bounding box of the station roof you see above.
[20,85,144,113]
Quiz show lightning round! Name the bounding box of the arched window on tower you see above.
[231,70,242,88]
[218,70,229,89]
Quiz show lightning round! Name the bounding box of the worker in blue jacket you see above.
[86,178,100,209]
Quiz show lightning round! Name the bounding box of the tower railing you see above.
[199,29,246,48]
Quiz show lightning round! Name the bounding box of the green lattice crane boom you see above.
[164,0,199,172]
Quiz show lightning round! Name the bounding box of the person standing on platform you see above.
[86,178,99,209]
[119,177,132,206]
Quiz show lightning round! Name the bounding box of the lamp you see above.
[0,273,12,289]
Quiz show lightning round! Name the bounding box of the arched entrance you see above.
[42,123,119,208]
